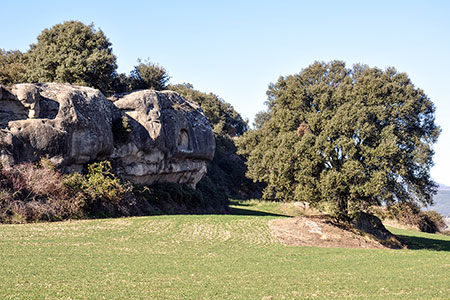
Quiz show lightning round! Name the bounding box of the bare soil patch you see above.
[269,216,395,249]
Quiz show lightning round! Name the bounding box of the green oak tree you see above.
[129,59,170,91]
[25,21,117,94]
[0,49,27,85]
[110,60,170,93]
[169,83,248,136]
[237,61,440,220]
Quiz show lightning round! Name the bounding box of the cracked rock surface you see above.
[0,83,215,187]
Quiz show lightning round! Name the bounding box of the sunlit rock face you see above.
[109,89,215,186]
[0,83,215,187]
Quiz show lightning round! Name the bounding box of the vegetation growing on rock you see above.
[0,49,27,85]
[0,160,226,224]
[0,22,171,96]
[25,21,118,94]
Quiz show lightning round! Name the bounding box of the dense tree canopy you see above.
[110,60,170,94]
[237,61,440,219]
[0,49,27,85]
[130,60,170,91]
[25,21,117,93]
[2,21,170,95]
[169,83,248,136]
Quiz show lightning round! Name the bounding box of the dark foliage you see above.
[25,21,117,94]
[129,59,170,91]
[169,83,248,136]
[168,83,262,201]
[112,115,132,144]
[0,49,27,85]
[134,182,228,214]
[386,202,446,233]
[109,60,170,94]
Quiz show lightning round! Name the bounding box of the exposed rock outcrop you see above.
[270,214,406,249]
[350,212,394,241]
[0,83,215,187]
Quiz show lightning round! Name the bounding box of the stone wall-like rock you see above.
[0,83,215,187]
[110,89,215,186]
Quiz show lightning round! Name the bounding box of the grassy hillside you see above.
[0,203,449,299]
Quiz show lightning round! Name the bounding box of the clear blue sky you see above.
[2,0,450,185]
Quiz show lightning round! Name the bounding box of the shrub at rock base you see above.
[381,203,446,233]
[0,161,83,223]
[0,160,229,224]
[63,161,133,218]
[419,211,446,233]
[134,182,228,215]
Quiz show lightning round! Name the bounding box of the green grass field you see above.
[0,202,449,299]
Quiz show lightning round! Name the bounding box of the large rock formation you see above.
[0,83,215,187]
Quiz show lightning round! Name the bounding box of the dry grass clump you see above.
[0,160,137,223]
[0,161,82,223]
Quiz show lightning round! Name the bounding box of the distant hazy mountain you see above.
[427,184,450,216]
[438,184,450,191]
